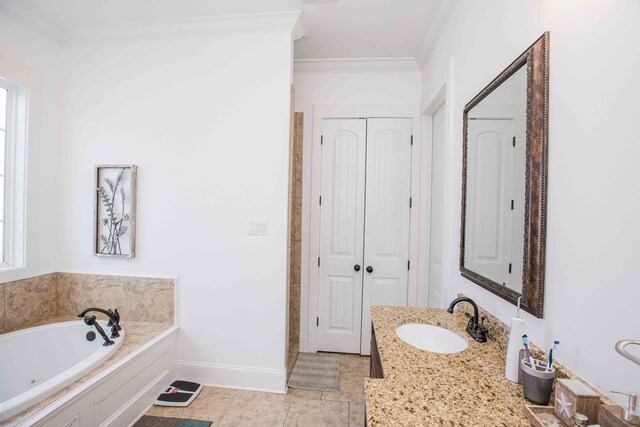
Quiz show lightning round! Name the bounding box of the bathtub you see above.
[0,320,124,422]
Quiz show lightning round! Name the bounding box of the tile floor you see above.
[145,354,370,426]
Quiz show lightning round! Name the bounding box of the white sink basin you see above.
[395,323,468,354]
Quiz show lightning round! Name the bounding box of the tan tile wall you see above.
[287,112,303,374]
[56,273,175,323]
[4,274,58,333]
[0,273,174,334]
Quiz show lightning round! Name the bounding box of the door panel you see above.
[318,119,367,353]
[360,118,412,355]
[328,277,355,329]
[464,119,515,285]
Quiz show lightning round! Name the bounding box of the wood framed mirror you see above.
[460,32,549,318]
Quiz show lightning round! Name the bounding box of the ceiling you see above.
[0,0,445,59]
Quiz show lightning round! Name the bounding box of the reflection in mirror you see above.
[464,66,526,292]
[460,32,549,318]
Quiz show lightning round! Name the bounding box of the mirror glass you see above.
[464,66,526,292]
[460,32,549,318]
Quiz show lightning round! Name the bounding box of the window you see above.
[0,76,27,269]
[0,87,8,262]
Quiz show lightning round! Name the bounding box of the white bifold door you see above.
[318,118,412,354]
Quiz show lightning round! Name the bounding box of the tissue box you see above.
[554,379,601,425]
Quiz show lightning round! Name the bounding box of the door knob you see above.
[354,264,361,272]
[366,266,373,273]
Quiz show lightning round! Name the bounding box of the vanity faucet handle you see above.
[479,316,488,331]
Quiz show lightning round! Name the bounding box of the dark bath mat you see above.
[134,415,212,427]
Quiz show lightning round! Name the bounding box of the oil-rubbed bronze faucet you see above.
[82,315,114,346]
[447,297,488,343]
[78,307,121,339]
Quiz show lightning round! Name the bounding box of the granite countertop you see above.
[365,306,531,427]
[3,317,174,427]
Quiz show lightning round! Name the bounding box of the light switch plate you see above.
[248,220,268,236]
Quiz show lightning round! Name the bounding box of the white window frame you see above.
[0,76,28,271]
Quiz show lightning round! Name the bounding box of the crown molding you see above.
[62,11,306,46]
[294,57,420,74]
[0,2,63,44]
[0,5,306,46]
[291,12,307,42]
[415,0,458,68]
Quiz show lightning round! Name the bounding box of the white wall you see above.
[53,32,295,391]
[421,0,640,400]
[0,13,62,280]
[293,66,422,350]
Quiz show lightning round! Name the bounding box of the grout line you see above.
[282,401,292,427]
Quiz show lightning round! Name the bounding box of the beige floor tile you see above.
[348,356,370,377]
[147,387,289,425]
[338,354,351,370]
[144,354,369,426]
[321,359,368,404]
[321,376,364,403]
[284,398,349,427]
[349,403,365,427]
[286,387,323,400]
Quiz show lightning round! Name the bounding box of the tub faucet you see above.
[78,307,121,338]
[83,315,114,346]
[447,297,488,343]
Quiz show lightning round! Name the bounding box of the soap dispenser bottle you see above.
[505,297,525,382]
[611,391,640,426]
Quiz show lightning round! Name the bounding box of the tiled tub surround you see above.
[2,317,175,426]
[0,273,175,426]
[0,272,175,334]
[366,306,615,426]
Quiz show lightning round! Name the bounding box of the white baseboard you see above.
[175,360,287,394]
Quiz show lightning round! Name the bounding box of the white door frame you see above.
[418,57,456,310]
[418,87,447,308]
[306,104,420,353]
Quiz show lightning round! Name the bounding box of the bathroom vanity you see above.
[365,306,531,426]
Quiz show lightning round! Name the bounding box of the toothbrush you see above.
[547,340,560,372]
[522,335,534,365]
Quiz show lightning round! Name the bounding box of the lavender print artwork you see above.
[95,165,137,257]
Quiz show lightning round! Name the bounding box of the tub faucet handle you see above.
[106,308,121,331]
[106,309,121,338]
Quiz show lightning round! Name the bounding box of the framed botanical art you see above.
[94,165,137,258]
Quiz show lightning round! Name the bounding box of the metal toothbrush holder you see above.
[521,358,556,405]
